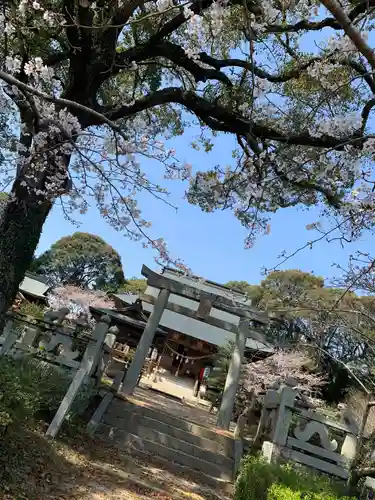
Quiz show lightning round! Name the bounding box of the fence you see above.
[261,386,358,480]
[0,308,118,438]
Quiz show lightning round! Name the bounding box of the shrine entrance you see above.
[139,331,217,402]
[87,265,270,493]
[121,265,269,430]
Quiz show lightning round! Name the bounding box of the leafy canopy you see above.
[1,0,375,265]
[227,269,375,397]
[31,232,125,289]
[117,278,148,295]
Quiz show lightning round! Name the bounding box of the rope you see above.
[164,341,215,361]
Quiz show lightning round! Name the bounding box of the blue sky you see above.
[34,15,375,287]
[36,125,374,287]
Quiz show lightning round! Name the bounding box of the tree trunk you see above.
[0,191,52,328]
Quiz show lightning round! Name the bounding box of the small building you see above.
[91,266,272,401]
[12,272,51,311]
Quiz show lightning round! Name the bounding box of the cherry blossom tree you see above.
[0,0,375,327]
[47,285,114,324]
[242,350,324,396]
[334,252,375,297]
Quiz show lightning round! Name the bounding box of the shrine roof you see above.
[113,292,273,354]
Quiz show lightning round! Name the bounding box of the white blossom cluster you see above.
[48,286,114,325]
[326,34,360,56]
[18,0,59,26]
[0,0,373,269]
[209,0,229,36]
[242,350,324,395]
[156,0,173,12]
[309,113,362,138]
[305,61,339,89]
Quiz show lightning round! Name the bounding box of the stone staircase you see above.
[97,393,235,494]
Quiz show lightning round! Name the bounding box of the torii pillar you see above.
[121,288,170,394]
[216,319,247,430]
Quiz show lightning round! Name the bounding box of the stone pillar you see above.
[217,319,247,430]
[46,315,111,439]
[121,288,170,394]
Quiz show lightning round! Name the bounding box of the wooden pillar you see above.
[121,288,170,394]
[217,320,247,430]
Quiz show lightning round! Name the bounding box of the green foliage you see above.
[283,58,355,104]
[18,300,45,319]
[144,64,162,91]
[124,348,135,364]
[0,356,70,427]
[225,269,375,399]
[259,270,324,309]
[225,281,263,304]
[205,342,238,410]
[118,278,147,295]
[31,232,125,289]
[267,484,349,500]
[226,270,325,308]
[235,456,353,500]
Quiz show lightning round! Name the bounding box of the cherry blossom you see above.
[47,286,114,325]
[242,350,324,396]
[0,0,373,317]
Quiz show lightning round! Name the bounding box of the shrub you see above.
[235,456,354,500]
[0,356,71,428]
[267,484,352,500]
[18,300,45,319]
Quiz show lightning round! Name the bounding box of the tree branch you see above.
[106,87,364,149]
[320,0,375,70]
[0,70,129,136]
[361,98,375,134]
[355,466,375,478]
[115,41,232,85]
[198,52,321,82]
[191,52,375,93]
[266,17,340,34]
[45,50,70,67]
[112,0,147,25]
[266,0,375,33]
[348,59,375,93]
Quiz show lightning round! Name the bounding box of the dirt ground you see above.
[0,423,232,500]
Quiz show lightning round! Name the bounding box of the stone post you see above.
[95,325,118,385]
[0,320,16,356]
[46,315,111,438]
[216,319,247,430]
[121,288,170,395]
[262,386,296,465]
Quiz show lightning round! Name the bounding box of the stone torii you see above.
[121,265,269,430]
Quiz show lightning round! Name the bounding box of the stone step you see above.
[105,416,234,468]
[108,396,234,453]
[99,432,234,497]
[103,408,233,457]
[98,423,233,482]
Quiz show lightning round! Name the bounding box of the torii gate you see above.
[121,265,269,430]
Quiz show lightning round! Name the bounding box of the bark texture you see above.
[0,189,52,328]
